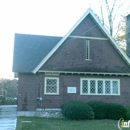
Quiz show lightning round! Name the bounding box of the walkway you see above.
[0,105,17,130]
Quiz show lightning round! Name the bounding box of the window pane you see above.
[46,79,57,93]
[105,81,111,94]
[112,81,118,94]
[82,80,88,93]
[86,40,90,59]
[90,80,96,94]
[98,80,103,94]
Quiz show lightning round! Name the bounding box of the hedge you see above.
[88,101,107,119]
[61,101,94,120]
[106,103,126,120]
[61,100,126,120]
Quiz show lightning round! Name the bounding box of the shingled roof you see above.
[12,33,62,73]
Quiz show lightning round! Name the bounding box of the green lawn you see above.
[16,117,125,130]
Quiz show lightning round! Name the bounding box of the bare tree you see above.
[99,0,129,36]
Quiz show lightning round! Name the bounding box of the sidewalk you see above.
[0,105,17,130]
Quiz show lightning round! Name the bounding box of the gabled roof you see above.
[13,8,130,74]
[32,8,130,73]
[12,34,62,73]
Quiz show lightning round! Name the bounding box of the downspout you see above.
[35,74,43,108]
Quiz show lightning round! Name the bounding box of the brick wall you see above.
[18,73,130,110]
[41,15,130,73]
[17,14,130,111]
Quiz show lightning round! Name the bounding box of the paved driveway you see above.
[0,117,17,130]
[0,105,17,130]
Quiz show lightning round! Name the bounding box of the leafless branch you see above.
[113,1,124,22]
[110,0,117,14]
[100,3,105,25]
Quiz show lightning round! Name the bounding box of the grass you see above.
[16,117,124,130]
[0,99,17,105]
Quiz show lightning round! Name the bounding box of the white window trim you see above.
[80,78,120,96]
[44,77,59,95]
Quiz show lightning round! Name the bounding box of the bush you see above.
[125,107,130,120]
[60,101,94,120]
[88,101,107,119]
[107,103,126,120]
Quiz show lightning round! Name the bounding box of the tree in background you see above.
[0,78,18,98]
[100,0,123,36]
[115,18,126,52]
[99,0,129,37]
[97,0,130,51]
[0,78,18,105]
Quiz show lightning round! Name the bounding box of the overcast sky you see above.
[0,0,129,79]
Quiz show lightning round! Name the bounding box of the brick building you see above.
[13,8,130,115]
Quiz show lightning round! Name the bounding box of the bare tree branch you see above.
[100,2,105,25]
[113,1,124,22]
[105,0,110,15]
[110,0,117,14]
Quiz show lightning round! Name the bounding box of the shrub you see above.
[60,101,94,120]
[125,107,130,120]
[88,101,107,119]
[107,103,126,120]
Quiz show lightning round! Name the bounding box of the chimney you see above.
[126,14,130,58]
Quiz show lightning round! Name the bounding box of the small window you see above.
[80,78,120,95]
[82,80,88,94]
[86,40,90,60]
[44,77,59,95]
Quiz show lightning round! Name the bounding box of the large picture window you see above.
[80,78,120,95]
[44,77,59,95]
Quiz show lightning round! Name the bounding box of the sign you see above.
[118,118,130,130]
[67,87,76,93]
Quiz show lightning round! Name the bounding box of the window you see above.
[80,78,120,95]
[90,80,96,94]
[82,80,88,94]
[44,77,59,95]
[86,40,90,60]
[112,81,118,94]
[97,80,103,94]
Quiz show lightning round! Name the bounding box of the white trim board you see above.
[38,70,130,76]
[33,8,130,73]
[69,35,109,40]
